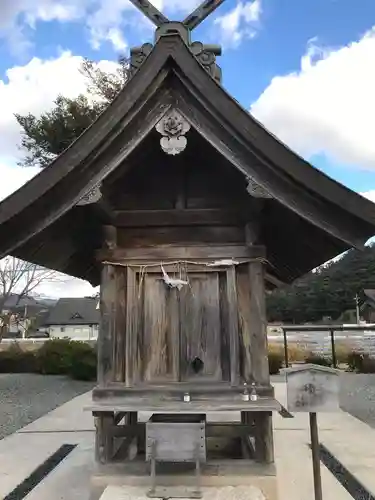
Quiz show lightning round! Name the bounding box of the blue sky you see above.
[0,0,375,296]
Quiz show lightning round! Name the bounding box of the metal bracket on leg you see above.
[148,441,157,497]
[193,444,202,499]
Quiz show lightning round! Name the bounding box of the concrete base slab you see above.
[90,463,278,500]
[99,485,268,500]
[3,381,375,500]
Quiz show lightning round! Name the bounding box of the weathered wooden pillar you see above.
[98,264,116,385]
[245,220,274,463]
[248,253,270,385]
[94,412,115,463]
[98,225,118,385]
[253,411,274,463]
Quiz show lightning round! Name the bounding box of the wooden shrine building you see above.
[1,1,375,496]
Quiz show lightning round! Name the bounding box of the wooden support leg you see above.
[126,412,138,425]
[241,411,255,459]
[149,441,157,497]
[125,411,139,460]
[253,412,274,464]
[94,412,115,464]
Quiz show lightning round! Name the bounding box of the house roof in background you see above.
[364,289,375,305]
[43,297,100,325]
[1,294,39,308]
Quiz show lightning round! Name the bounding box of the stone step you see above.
[99,485,268,500]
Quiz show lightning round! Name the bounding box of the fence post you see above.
[330,329,337,368]
[283,328,289,368]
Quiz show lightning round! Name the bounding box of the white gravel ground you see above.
[0,373,94,439]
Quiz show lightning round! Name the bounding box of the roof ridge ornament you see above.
[129,0,226,83]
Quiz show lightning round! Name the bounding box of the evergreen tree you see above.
[15,57,129,167]
[267,243,375,323]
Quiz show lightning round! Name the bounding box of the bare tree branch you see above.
[0,257,65,342]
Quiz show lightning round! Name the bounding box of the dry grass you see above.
[268,342,308,363]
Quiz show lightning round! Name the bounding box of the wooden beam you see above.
[97,245,265,262]
[94,412,115,464]
[226,267,240,386]
[265,273,286,289]
[127,0,168,27]
[113,209,248,227]
[253,412,274,464]
[103,225,117,250]
[205,423,254,438]
[125,267,138,386]
[114,268,126,382]
[183,0,227,30]
[248,259,269,385]
[98,264,116,385]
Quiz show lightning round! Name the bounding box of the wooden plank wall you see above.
[97,138,270,387]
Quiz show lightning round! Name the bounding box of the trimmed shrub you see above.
[67,342,97,381]
[0,343,38,373]
[0,339,97,380]
[305,353,332,367]
[36,339,75,375]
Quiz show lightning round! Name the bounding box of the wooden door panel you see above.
[141,276,179,382]
[180,273,222,381]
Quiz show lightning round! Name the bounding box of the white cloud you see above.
[0,163,97,298]
[0,51,119,161]
[0,163,41,201]
[0,50,116,298]
[251,27,375,171]
[0,0,88,55]
[0,162,98,298]
[0,0,205,54]
[362,190,375,204]
[214,0,261,48]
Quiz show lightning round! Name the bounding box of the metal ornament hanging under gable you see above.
[156,109,191,155]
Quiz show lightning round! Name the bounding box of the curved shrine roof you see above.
[0,34,374,285]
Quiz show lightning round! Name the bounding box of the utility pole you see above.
[355,294,360,324]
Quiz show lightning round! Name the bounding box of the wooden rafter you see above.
[183,0,227,30]
[128,0,168,27]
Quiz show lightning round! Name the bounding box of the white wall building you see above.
[43,297,99,341]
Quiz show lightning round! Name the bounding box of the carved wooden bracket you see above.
[246,178,273,199]
[77,184,102,206]
[156,109,191,155]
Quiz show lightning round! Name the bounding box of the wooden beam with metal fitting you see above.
[183,0,227,30]
[128,0,169,27]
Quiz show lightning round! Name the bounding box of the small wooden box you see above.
[146,414,206,463]
[282,364,340,413]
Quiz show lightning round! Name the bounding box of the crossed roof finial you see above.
[128,0,226,30]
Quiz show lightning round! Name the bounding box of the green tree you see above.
[15,57,129,168]
[267,243,375,324]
